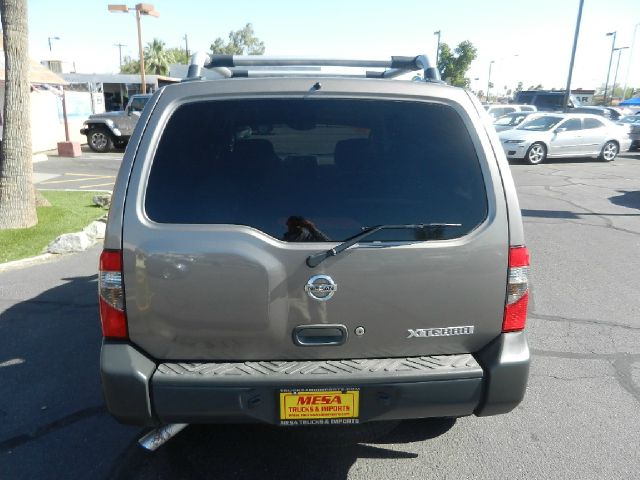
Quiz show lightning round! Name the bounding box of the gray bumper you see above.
[100,332,529,426]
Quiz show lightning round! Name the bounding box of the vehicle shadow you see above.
[0,272,139,479]
[108,418,456,480]
[609,190,640,210]
[522,208,640,219]
[510,157,601,165]
[0,270,457,480]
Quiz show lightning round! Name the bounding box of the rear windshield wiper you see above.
[306,223,462,268]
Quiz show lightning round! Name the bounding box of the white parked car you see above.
[484,104,537,120]
[498,113,632,164]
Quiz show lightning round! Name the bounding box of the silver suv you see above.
[81,94,151,153]
[99,55,530,449]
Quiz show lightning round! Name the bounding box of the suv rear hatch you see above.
[121,83,509,361]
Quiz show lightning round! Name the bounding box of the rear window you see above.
[584,118,605,129]
[145,99,487,242]
[129,96,149,112]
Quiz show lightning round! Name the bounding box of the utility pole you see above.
[603,31,617,105]
[183,34,189,62]
[563,0,584,112]
[114,43,126,70]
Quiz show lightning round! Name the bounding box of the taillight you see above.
[99,249,128,338]
[503,246,530,332]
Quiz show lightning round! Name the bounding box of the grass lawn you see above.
[0,191,107,264]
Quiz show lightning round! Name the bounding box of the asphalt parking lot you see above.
[32,146,123,191]
[2,150,639,479]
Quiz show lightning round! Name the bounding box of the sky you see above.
[27,0,640,94]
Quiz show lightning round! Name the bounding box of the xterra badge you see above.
[407,326,475,338]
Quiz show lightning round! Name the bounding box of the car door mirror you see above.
[554,127,567,133]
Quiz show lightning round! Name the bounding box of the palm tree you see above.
[144,38,171,76]
[0,0,36,228]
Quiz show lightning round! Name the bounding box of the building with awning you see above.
[62,73,179,112]
[0,39,85,152]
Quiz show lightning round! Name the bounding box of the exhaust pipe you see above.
[138,423,188,451]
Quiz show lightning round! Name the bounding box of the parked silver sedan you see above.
[499,113,632,164]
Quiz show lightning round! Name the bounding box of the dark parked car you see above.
[572,106,624,121]
[514,90,581,112]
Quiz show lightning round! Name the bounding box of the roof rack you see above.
[185,54,442,82]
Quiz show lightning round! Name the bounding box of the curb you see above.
[0,253,57,272]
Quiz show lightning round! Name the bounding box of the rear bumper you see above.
[100,332,529,426]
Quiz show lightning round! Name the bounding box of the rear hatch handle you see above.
[306,223,462,268]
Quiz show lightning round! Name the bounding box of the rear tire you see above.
[599,141,618,162]
[87,127,114,153]
[525,142,547,165]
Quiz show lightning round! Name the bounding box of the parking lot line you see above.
[63,173,116,177]
[40,175,115,185]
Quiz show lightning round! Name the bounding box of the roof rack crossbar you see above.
[231,70,370,79]
[186,54,442,82]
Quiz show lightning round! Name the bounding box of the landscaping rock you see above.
[83,221,106,240]
[93,194,111,208]
[47,232,93,254]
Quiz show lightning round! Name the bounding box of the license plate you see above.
[279,388,360,425]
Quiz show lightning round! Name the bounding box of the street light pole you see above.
[108,4,159,94]
[48,36,60,52]
[487,60,495,103]
[611,47,629,104]
[562,0,584,113]
[603,31,617,105]
[622,23,639,102]
[434,30,441,67]
[135,7,147,93]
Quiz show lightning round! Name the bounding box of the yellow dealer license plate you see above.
[279,388,360,425]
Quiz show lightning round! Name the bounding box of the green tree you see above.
[166,47,189,65]
[143,38,172,75]
[120,55,140,74]
[0,0,37,229]
[120,41,189,74]
[210,23,265,55]
[436,40,477,88]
